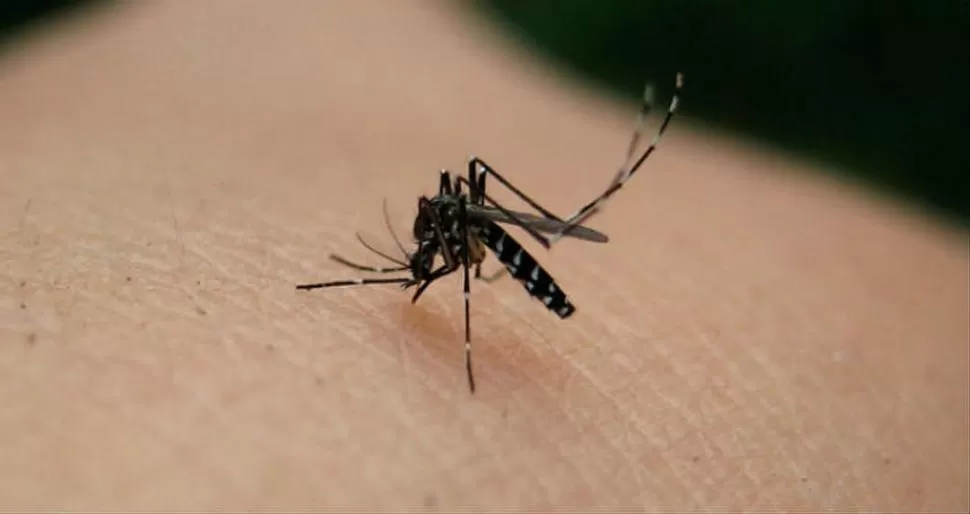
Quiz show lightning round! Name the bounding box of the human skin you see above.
[0,1,967,510]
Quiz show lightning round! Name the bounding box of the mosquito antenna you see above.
[329,253,408,273]
[355,232,408,267]
[382,197,409,260]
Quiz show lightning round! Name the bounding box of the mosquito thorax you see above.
[414,195,464,240]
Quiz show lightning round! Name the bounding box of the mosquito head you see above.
[406,240,436,286]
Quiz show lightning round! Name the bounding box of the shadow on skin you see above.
[393,294,580,399]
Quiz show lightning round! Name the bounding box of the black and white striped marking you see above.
[550,72,684,243]
[480,221,575,319]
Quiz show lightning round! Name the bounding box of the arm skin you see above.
[0,1,966,510]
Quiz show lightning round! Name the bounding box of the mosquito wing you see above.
[467,205,609,243]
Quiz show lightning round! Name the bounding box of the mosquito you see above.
[296,72,684,393]
[296,170,606,394]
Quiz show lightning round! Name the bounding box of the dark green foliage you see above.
[0,0,101,46]
[477,0,969,223]
[3,1,967,222]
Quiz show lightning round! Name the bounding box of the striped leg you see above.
[296,276,412,290]
[459,196,475,393]
[550,72,684,244]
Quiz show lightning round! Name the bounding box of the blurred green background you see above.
[4,1,967,224]
[474,0,968,225]
[0,0,95,46]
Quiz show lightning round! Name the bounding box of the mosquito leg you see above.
[618,82,656,173]
[473,263,506,282]
[296,276,412,290]
[419,197,456,270]
[459,195,475,394]
[410,262,454,303]
[551,72,684,243]
[438,169,453,196]
[464,167,499,287]
[468,157,564,222]
[466,157,483,205]
[457,176,552,249]
[475,267,507,283]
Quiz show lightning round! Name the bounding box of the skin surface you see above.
[0,1,967,510]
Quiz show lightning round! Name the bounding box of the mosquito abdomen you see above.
[479,222,575,319]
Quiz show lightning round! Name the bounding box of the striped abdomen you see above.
[479,221,575,319]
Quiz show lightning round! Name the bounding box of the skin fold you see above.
[0,1,967,510]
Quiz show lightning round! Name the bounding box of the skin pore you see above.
[1,1,967,510]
